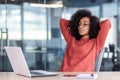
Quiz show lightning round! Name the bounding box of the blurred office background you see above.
[0,0,120,72]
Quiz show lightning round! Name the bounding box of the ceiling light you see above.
[11,0,15,1]
[30,3,63,8]
[30,1,63,8]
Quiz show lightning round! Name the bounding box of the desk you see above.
[0,72,120,80]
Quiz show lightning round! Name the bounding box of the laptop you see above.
[4,46,59,77]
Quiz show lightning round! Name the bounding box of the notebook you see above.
[4,47,59,77]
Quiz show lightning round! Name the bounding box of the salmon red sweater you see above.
[59,18,111,72]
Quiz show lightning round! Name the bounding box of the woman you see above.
[59,9,111,72]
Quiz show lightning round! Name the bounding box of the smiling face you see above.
[78,17,90,38]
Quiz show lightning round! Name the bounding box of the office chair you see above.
[94,47,105,72]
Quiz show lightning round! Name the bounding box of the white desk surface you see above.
[0,72,120,80]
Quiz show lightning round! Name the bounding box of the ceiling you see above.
[0,0,119,7]
[63,0,119,7]
[0,0,61,4]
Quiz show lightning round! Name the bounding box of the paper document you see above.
[76,73,98,79]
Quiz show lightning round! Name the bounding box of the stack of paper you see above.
[76,73,98,79]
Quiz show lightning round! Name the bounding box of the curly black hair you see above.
[69,9,100,40]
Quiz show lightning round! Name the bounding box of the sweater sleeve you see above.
[96,19,111,51]
[60,18,73,43]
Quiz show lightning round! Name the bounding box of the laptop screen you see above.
[5,47,31,77]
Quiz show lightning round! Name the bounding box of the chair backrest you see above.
[94,47,105,72]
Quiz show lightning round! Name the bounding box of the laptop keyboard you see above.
[30,71,58,77]
[30,71,43,75]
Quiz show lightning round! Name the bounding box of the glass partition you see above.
[0,0,64,71]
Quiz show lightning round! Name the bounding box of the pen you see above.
[91,73,94,77]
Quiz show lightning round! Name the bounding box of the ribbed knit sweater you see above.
[59,18,111,72]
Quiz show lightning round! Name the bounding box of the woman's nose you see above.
[78,24,83,28]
